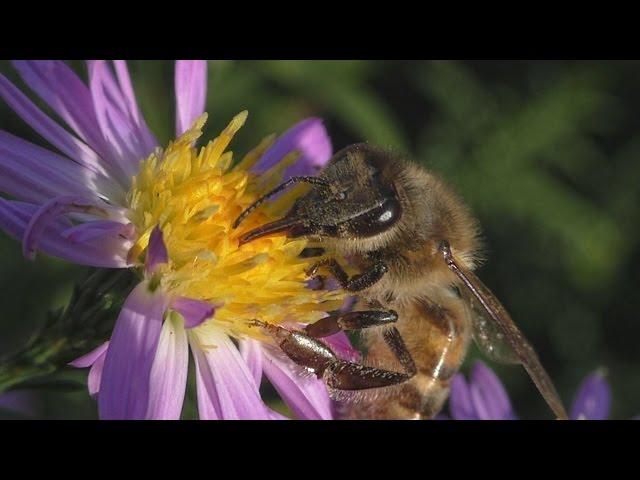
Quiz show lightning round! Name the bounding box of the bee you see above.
[234,144,568,420]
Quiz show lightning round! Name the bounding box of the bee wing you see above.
[462,287,520,365]
[441,244,568,420]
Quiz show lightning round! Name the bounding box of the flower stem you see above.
[0,268,137,394]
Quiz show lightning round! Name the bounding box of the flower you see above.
[0,390,39,418]
[0,60,351,419]
[448,362,518,420]
[447,361,613,420]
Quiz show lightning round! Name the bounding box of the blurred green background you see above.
[0,60,639,419]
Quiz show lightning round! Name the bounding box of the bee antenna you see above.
[233,176,330,229]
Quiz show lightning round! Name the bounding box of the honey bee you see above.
[234,144,568,420]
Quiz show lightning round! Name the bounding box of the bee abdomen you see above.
[341,373,453,420]
[343,293,471,420]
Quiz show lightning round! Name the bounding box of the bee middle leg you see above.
[305,309,398,338]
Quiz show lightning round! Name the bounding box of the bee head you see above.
[237,144,403,247]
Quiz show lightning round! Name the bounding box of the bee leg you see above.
[307,258,388,292]
[248,321,416,390]
[325,328,417,390]
[305,310,398,338]
[381,326,417,378]
[300,248,329,290]
[247,320,339,378]
[298,247,325,259]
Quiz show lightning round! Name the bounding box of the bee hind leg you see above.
[326,327,417,390]
[249,320,416,391]
[247,320,339,378]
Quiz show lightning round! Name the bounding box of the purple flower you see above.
[0,390,39,417]
[569,371,612,420]
[448,362,518,420]
[448,361,613,420]
[0,60,349,420]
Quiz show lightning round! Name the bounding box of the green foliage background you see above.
[0,60,638,419]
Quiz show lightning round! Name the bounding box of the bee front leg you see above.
[298,247,325,259]
[307,258,388,292]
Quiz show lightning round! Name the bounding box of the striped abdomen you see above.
[344,290,472,420]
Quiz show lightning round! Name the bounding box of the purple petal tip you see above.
[146,226,168,273]
[449,374,477,420]
[570,370,612,420]
[252,117,332,177]
[171,297,218,329]
[69,341,110,368]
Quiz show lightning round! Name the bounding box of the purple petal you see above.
[268,409,289,420]
[145,226,168,274]
[191,331,272,420]
[98,283,170,420]
[0,130,113,204]
[0,199,131,268]
[0,72,107,176]
[87,62,136,181]
[175,60,208,136]
[469,362,515,420]
[112,61,142,124]
[339,295,358,314]
[0,391,39,416]
[12,61,110,159]
[22,195,108,260]
[171,297,217,329]
[146,314,189,419]
[88,349,107,398]
[306,277,324,291]
[68,340,109,398]
[570,371,612,420]
[252,118,332,178]
[449,374,478,420]
[324,331,360,362]
[307,278,358,315]
[69,341,109,368]
[62,220,133,244]
[260,342,333,420]
[239,338,263,386]
[469,383,495,420]
[87,61,155,180]
[112,61,158,154]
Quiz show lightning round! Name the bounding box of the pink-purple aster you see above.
[447,361,614,420]
[0,60,352,420]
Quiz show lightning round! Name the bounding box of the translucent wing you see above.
[440,243,568,420]
[462,287,520,364]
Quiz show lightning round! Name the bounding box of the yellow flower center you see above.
[125,112,344,340]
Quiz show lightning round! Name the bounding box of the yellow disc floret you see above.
[126,112,344,340]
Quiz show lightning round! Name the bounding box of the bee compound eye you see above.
[348,197,402,237]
